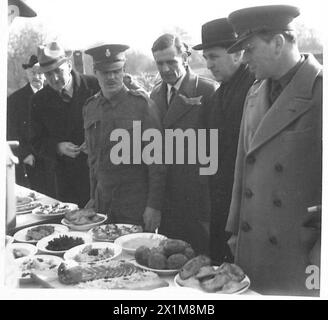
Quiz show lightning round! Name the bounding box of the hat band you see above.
[39,56,66,67]
[238,26,293,39]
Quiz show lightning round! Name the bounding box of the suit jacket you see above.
[226,54,322,296]
[150,68,218,221]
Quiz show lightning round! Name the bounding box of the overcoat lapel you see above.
[248,55,322,155]
[163,69,198,128]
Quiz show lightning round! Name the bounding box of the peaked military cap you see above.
[227,5,300,53]
[8,0,37,17]
[85,44,129,71]
[193,18,237,50]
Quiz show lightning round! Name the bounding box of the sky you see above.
[8,0,325,54]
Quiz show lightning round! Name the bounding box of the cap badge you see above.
[105,49,111,57]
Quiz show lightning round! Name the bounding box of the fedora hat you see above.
[193,18,237,51]
[37,42,72,73]
[22,54,38,69]
[227,5,300,53]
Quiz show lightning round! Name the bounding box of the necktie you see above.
[269,80,282,106]
[168,86,176,105]
[61,89,71,103]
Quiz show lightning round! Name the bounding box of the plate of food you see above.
[88,224,143,242]
[114,232,167,255]
[174,257,250,295]
[16,196,34,207]
[132,238,196,276]
[36,232,92,255]
[63,242,122,264]
[61,208,107,231]
[32,202,78,218]
[13,224,69,243]
[16,201,42,215]
[7,243,38,259]
[15,254,63,283]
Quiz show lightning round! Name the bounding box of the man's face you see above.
[26,66,45,90]
[153,45,186,85]
[95,66,124,98]
[44,61,72,92]
[241,35,276,80]
[203,47,240,82]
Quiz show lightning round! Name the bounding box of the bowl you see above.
[63,242,122,264]
[114,232,167,255]
[61,213,107,231]
[7,243,38,259]
[36,231,92,255]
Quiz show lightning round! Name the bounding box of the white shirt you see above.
[30,83,42,93]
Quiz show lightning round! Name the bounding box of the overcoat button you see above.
[241,221,251,232]
[269,236,278,245]
[244,188,253,198]
[273,199,282,207]
[275,163,283,172]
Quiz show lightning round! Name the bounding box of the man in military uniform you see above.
[150,34,218,253]
[226,5,322,296]
[193,18,255,264]
[83,44,165,231]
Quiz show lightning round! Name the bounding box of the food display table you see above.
[7,186,259,295]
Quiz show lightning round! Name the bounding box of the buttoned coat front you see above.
[150,68,218,253]
[226,54,322,296]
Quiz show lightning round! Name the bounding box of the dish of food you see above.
[16,196,33,207]
[15,254,63,283]
[175,259,250,294]
[36,232,92,255]
[114,233,167,255]
[77,270,169,290]
[61,213,107,231]
[16,201,42,214]
[32,202,78,218]
[57,259,140,285]
[88,224,143,242]
[7,243,38,259]
[13,224,69,243]
[63,242,122,264]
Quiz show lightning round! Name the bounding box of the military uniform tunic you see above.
[83,86,165,225]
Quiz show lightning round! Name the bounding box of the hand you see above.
[23,154,35,167]
[79,141,88,154]
[227,234,238,257]
[143,207,161,232]
[57,142,81,158]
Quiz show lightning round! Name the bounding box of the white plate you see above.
[5,235,14,246]
[174,270,251,295]
[61,214,107,231]
[13,224,69,243]
[87,224,143,242]
[133,260,179,276]
[32,202,79,219]
[15,254,63,283]
[63,242,122,264]
[114,232,167,255]
[16,196,34,207]
[7,243,38,259]
[16,202,42,215]
[36,231,92,255]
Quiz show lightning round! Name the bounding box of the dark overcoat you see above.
[30,70,100,207]
[226,54,322,296]
[150,68,218,253]
[7,83,55,195]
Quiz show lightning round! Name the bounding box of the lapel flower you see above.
[178,94,203,106]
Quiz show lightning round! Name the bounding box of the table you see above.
[8,186,259,295]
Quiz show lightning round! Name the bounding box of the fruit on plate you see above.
[58,259,138,285]
[135,238,196,270]
[64,208,103,225]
